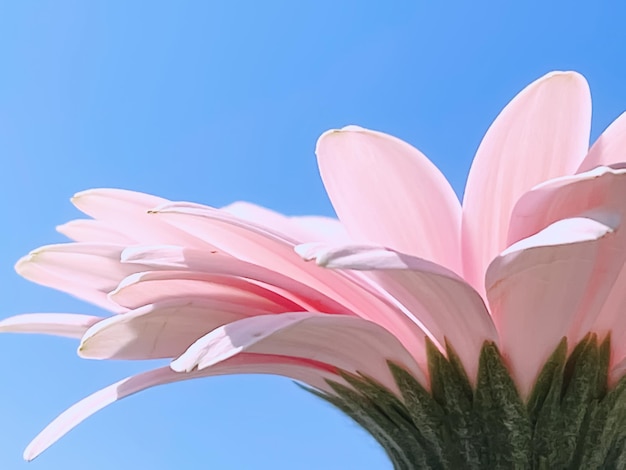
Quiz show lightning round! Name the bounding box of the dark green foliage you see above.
[305,336,626,469]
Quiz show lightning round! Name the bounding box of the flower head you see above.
[4,71,626,467]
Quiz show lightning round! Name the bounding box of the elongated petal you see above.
[15,243,147,312]
[578,112,626,172]
[463,72,592,291]
[0,314,102,339]
[150,204,428,356]
[110,270,302,312]
[56,219,133,244]
[24,354,339,461]
[296,243,497,382]
[71,189,208,247]
[171,312,426,391]
[316,126,462,273]
[223,202,348,243]
[78,299,270,360]
[121,245,350,314]
[486,217,614,397]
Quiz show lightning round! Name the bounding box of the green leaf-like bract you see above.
[307,336,626,469]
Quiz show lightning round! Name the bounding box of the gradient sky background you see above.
[2,1,626,469]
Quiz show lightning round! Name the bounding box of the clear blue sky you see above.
[1,1,626,469]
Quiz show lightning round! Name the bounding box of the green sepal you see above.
[303,335,626,470]
[473,341,531,469]
[426,338,480,468]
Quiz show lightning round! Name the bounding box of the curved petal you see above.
[56,219,133,244]
[508,166,626,245]
[78,299,270,360]
[120,245,351,314]
[110,270,302,312]
[149,203,428,356]
[15,243,147,312]
[316,126,462,273]
[463,71,592,292]
[171,312,427,391]
[296,243,497,382]
[71,189,209,247]
[23,354,339,461]
[578,112,626,172]
[0,313,102,339]
[223,202,348,243]
[506,166,626,346]
[486,217,615,398]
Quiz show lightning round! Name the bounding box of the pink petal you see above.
[297,243,497,382]
[486,217,614,398]
[508,166,626,245]
[15,243,147,313]
[150,203,427,355]
[23,354,339,461]
[506,166,626,347]
[316,126,462,273]
[578,112,626,172]
[71,189,209,247]
[120,245,351,314]
[0,313,102,339]
[56,219,134,244]
[223,202,349,243]
[78,299,267,360]
[110,270,303,312]
[171,312,427,392]
[462,71,592,292]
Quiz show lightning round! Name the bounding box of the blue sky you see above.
[1,1,626,469]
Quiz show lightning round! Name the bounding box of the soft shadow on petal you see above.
[14,243,148,313]
[23,354,339,462]
[296,242,497,383]
[463,71,592,292]
[0,313,102,339]
[578,112,626,172]
[121,245,351,314]
[171,312,427,392]
[486,217,614,398]
[150,204,428,356]
[316,126,462,274]
[507,166,626,345]
[78,299,265,360]
[110,270,302,312]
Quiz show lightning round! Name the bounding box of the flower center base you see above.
[307,335,626,470]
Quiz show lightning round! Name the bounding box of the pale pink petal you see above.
[463,71,592,292]
[110,270,303,313]
[78,299,266,360]
[223,201,348,243]
[486,217,614,398]
[579,112,626,172]
[23,354,339,461]
[120,245,351,314]
[316,126,462,273]
[71,189,209,247]
[14,243,148,313]
[150,204,428,356]
[171,312,427,391]
[56,219,134,244]
[508,166,626,245]
[506,166,626,345]
[0,314,102,339]
[296,243,497,382]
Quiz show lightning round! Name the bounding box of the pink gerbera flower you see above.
[4,71,626,468]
